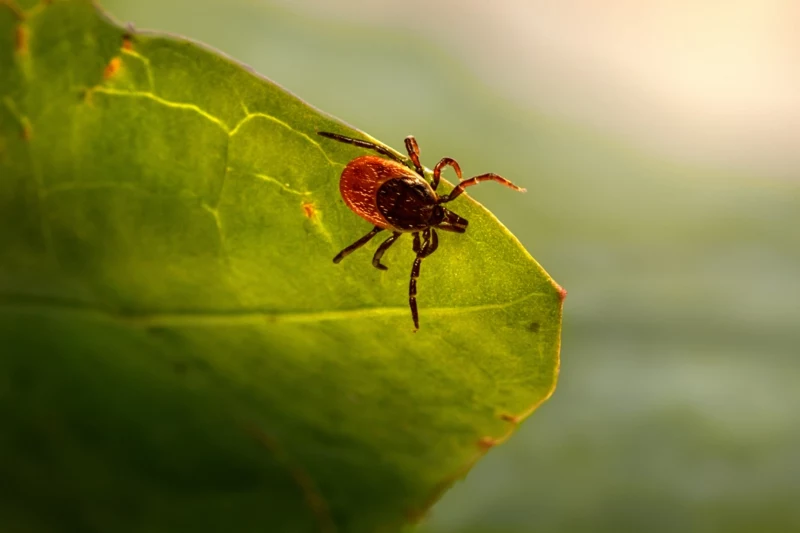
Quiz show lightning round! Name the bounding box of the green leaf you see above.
[0,1,563,532]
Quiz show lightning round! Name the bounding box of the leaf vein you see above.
[84,89,339,202]
[90,87,230,132]
[120,48,155,91]
[201,203,232,271]
[0,291,547,328]
[250,171,311,196]
[230,112,339,167]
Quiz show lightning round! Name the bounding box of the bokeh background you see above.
[100,0,799,531]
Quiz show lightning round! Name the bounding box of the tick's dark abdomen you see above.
[377,177,437,231]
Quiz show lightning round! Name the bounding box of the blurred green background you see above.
[100,0,799,531]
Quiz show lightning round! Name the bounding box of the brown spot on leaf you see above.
[528,321,540,333]
[122,34,133,51]
[478,436,499,450]
[500,413,519,424]
[14,24,27,54]
[103,56,121,79]
[21,121,31,141]
[302,202,315,219]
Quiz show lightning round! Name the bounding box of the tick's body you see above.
[341,156,434,230]
[318,131,525,330]
[341,156,462,232]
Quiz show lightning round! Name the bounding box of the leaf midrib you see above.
[0,291,547,326]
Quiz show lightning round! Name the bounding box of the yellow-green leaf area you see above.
[0,1,563,532]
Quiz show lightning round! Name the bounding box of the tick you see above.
[317,131,526,330]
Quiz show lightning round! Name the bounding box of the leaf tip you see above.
[552,280,567,302]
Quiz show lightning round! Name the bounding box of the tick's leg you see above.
[436,223,466,233]
[432,157,463,191]
[421,229,439,257]
[408,230,437,330]
[317,132,404,163]
[440,173,526,203]
[404,136,424,176]
[409,250,426,331]
[372,231,402,270]
[409,233,421,328]
[333,226,383,263]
